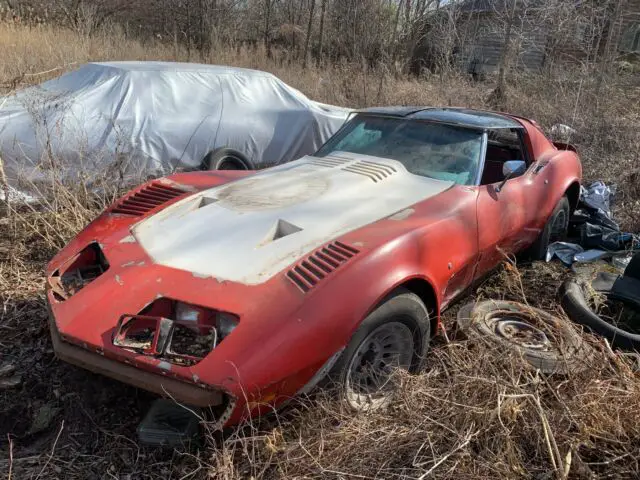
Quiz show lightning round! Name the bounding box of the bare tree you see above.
[302,0,315,68]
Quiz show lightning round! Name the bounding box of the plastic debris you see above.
[574,249,609,263]
[581,181,616,218]
[546,242,584,265]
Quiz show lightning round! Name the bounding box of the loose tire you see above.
[457,300,589,374]
[560,273,640,351]
[328,289,431,411]
[528,196,570,260]
[200,147,253,171]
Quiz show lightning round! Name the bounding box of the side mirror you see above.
[496,160,526,192]
[502,160,526,178]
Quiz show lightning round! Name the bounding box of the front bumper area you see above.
[47,306,224,408]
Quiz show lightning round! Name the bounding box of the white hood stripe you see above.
[133,153,452,284]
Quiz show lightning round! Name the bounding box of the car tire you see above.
[457,300,589,374]
[528,196,570,261]
[200,147,253,171]
[560,274,640,351]
[327,289,431,411]
[624,252,640,281]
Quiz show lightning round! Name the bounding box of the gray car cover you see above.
[0,62,350,200]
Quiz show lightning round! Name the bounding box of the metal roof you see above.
[357,107,523,129]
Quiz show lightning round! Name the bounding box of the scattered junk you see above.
[0,363,21,390]
[560,251,640,351]
[456,300,589,374]
[0,62,351,201]
[542,181,640,351]
[546,181,639,267]
[137,399,202,447]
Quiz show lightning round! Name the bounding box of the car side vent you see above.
[111,182,187,216]
[286,241,360,293]
[342,160,397,183]
[307,156,349,168]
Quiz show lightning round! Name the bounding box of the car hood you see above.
[132,152,453,284]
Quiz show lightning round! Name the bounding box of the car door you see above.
[472,128,542,280]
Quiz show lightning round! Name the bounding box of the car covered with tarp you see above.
[0,62,351,200]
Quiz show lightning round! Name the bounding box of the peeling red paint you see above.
[45,115,582,428]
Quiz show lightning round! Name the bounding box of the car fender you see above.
[220,229,442,409]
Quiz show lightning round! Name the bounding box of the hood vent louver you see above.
[286,241,360,293]
[308,156,349,168]
[111,182,187,216]
[342,160,396,183]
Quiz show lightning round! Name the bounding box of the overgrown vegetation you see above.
[1,10,640,479]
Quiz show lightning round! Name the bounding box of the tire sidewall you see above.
[530,196,570,260]
[458,300,588,374]
[328,290,431,394]
[201,147,253,171]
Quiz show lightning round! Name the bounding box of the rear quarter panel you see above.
[522,120,582,223]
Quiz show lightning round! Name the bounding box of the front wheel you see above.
[327,289,431,411]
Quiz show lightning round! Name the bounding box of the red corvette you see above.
[46,108,582,427]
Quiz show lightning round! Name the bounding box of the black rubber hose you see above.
[559,279,640,351]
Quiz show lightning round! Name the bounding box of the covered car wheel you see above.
[200,147,253,171]
[457,300,588,374]
[528,196,570,260]
[328,289,430,411]
[560,273,640,351]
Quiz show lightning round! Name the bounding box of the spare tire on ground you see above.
[560,269,640,351]
[456,300,590,374]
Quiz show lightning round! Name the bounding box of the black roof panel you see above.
[358,107,523,129]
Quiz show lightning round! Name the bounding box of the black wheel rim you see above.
[484,310,554,351]
[549,209,568,242]
[344,321,414,410]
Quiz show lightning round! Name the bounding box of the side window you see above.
[480,128,527,185]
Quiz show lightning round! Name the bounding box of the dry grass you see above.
[1,20,640,480]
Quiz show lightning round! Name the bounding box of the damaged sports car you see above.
[46,107,582,427]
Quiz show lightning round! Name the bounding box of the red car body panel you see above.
[46,110,582,427]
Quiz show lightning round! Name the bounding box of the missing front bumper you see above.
[47,307,224,408]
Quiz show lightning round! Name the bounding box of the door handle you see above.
[533,161,549,174]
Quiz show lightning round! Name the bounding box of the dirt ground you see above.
[2,207,638,479]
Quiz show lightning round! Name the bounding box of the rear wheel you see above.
[327,289,431,411]
[200,147,253,171]
[528,196,570,260]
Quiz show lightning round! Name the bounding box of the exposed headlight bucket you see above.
[175,302,202,323]
[216,312,239,339]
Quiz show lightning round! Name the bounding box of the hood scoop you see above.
[259,219,303,246]
[286,241,359,293]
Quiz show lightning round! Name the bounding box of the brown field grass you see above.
[1,21,640,480]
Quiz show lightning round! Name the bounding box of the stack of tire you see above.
[560,252,640,350]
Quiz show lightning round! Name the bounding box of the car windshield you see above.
[316,115,484,185]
